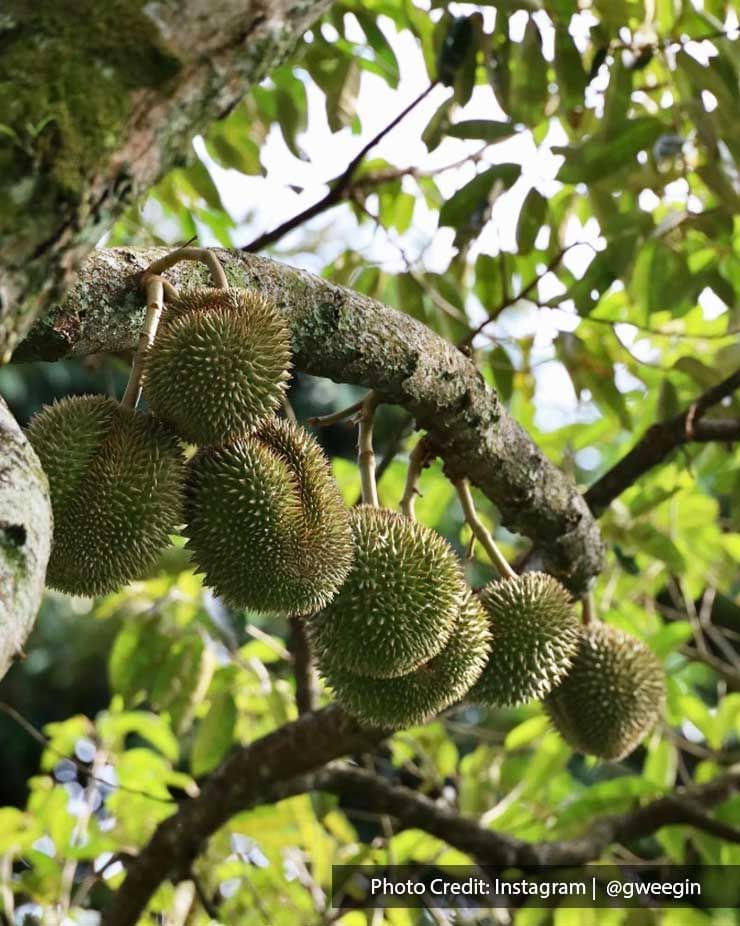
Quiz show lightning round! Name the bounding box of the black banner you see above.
[331,865,740,909]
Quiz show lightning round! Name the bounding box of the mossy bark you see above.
[0,0,332,361]
[0,398,51,681]
[19,247,606,595]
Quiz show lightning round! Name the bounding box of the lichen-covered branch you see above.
[0,0,332,359]
[18,246,606,595]
[0,399,52,680]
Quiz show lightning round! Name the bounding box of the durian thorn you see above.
[121,275,166,409]
[307,397,366,428]
[144,246,228,290]
[581,592,595,625]
[358,391,380,507]
[400,435,432,520]
[454,479,517,581]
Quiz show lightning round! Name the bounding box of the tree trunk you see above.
[0,399,51,680]
[0,0,332,361]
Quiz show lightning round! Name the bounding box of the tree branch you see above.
[0,0,333,359]
[18,246,605,595]
[104,706,387,925]
[305,765,740,865]
[106,746,740,922]
[287,616,318,715]
[242,83,436,253]
[585,370,740,516]
[0,399,52,681]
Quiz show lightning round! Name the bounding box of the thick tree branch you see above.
[0,400,51,681]
[104,706,387,925]
[107,737,740,922]
[307,765,740,865]
[0,0,332,359]
[18,246,605,594]
[585,370,740,516]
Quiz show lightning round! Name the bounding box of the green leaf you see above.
[191,690,237,777]
[490,345,515,403]
[644,739,677,789]
[554,23,587,108]
[516,188,547,254]
[508,19,548,126]
[446,120,516,142]
[505,715,549,750]
[439,164,520,230]
[555,117,664,183]
[97,710,179,762]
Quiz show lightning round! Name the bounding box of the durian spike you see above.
[454,479,517,581]
[400,436,431,520]
[121,274,170,409]
[357,391,380,507]
[144,245,228,290]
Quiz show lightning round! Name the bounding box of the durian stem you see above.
[582,592,595,625]
[144,246,229,290]
[358,391,380,507]
[455,479,517,581]
[307,397,365,427]
[400,436,430,520]
[121,275,167,409]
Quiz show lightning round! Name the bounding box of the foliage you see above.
[1,0,739,922]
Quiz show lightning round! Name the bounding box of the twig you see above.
[288,616,319,715]
[582,593,595,626]
[458,244,576,348]
[307,397,365,428]
[121,274,166,409]
[242,83,437,253]
[358,392,380,507]
[454,480,516,580]
[400,436,432,519]
[191,871,219,918]
[585,369,740,516]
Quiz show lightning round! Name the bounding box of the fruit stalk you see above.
[121,275,167,410]
[357,392,380,507]
[400,436,430,520]
[454,479,517,581]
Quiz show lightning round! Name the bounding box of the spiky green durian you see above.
[544,622,665,760]
[468,572,579,707]
[184,416,352,614]
[26,395,184,596]
[318,589,492,728]
[143,287,292,445]
[308,507,464,679]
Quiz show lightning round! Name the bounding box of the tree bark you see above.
[0,399,51,680]
[18,246,606,595]
[0,0,332,361]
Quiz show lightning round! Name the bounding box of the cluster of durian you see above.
[26,285,353,617]
[25,269,665,761]
[310,510,665,759]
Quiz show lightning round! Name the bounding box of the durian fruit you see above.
[468,572,579,707]
[26,395,184,596]
[184,416,352,614]
[143,287,292,445]
[318,589,492,729]
[308,507,464,679]
[544,622,665,761]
